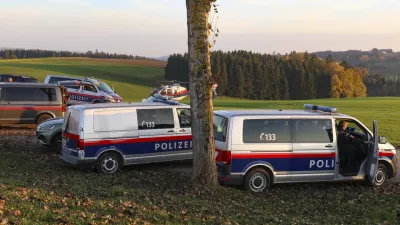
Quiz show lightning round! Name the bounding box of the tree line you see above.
[165,50,400,100]
[0,48,158,61]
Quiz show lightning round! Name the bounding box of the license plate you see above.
[62,147,71,154]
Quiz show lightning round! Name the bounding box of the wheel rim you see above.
[249,173,267,192]
[375,168,385,185]
[102,156,118,173]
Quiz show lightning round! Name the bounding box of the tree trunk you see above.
[186,0,218,186]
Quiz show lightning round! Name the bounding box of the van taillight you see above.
[62,104,66,112]
[216,149,231,165]
[77,139,85,150]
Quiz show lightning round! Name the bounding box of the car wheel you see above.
[95,152,122,174]
[36,114,53,125]
[51,133,62,152]
[374,164,388,186]
[92,100,101,104]
[244,168,271,193]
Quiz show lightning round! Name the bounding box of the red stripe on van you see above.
[232,152,336,159]
[69,92,105,99]
[84,135,192,146]
[63,132,79,140]
[379,152,395,157]
[0,106,62,111]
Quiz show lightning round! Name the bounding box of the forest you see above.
[0,48,156,61]
[165,51,400,100]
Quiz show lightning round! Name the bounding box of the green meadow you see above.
[1,58,399,146]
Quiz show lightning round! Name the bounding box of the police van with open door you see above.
[59,100,192,174]
[214,104,397,192]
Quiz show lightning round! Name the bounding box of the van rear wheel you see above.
[96,152,121,174]
[244,168,271,193]
[36,114,53,125]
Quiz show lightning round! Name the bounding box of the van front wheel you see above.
[374,164,388,186]
[96,152,121,174]
[244,168,271,193]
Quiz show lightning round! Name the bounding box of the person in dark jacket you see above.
[337,120,371,170]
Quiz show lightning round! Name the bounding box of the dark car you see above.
[36,117,64,149]
[0,74,38,83]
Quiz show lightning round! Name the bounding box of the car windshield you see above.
[98,82,113,93]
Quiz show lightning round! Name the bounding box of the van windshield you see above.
[98,82,113,93]
[213,114,228,142]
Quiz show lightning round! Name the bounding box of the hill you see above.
[0,57,166,101]
[314,48,400,77]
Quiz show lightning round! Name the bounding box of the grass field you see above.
[1,58,400,146]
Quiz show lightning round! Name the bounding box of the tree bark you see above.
[186,0,218,186]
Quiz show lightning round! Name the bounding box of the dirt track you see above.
[0,124,398,182]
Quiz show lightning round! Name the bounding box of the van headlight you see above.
[104,94,114,101]
[38,125,55,130]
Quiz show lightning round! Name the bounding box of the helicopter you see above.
[150,80,218,101]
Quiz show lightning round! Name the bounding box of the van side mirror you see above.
[379,136,387,144]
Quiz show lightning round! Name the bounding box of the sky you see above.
[0,0,399,57]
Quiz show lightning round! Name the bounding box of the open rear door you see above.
[365,120,379,186]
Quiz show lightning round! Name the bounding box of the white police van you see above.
[58,80,115,105]
[59,100,192,174]
[215,104,398,192]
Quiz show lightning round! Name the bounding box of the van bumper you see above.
[391,154,398,178]
[218,174,244,186]
[59,151,96,169]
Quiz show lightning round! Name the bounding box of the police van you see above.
[59,100,192,174]
[215,104,398,192]
[45,75,123,102]
[58,80,116,105]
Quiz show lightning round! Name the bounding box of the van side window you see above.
[177,108,191,128]
[137,108,174,130]
[242,119,291,143]
[34,88,57,101]
[292,119,333,143]
[213,114,228,142]
[4,87,35,101]
[83,84,97,92]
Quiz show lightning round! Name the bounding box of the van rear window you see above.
[34,88,57,101]
[213,114,228,142]
[48,77,77,84]
[65,110,80,133]
[243,119,291,143]
[94,110,137,132]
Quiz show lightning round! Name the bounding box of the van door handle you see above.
[325,144,332,148]
[179,129,185,132]
[167,129,174,132]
